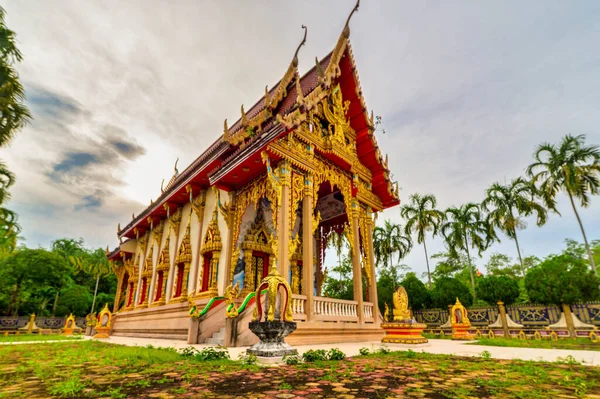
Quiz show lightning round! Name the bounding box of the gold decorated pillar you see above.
[350,199,365,325]
[277,159,292,281]
[243,250,254,295]
[222,191,236,295]
[188,188,206,295]
[365,208,380,325]
[302,174,315,321]
[113,269,124,313]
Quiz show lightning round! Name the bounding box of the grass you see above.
[470,336,600,351]
[0,334,82,343]
[1,340,599,398]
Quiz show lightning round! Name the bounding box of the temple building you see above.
[107,2,400,345]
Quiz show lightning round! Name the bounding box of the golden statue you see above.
[451,298,473,340]
[224,282,241,318]
[253,258,293,322]
[392,286,411,321]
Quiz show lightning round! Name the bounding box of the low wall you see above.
[111,302,190,340]
[0,316,85,331]
[413,302,600,329]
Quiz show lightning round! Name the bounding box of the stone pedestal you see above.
[452,325,472,340]
[93,326,111,339]
[247,321,298,357]
[381,320,428,345]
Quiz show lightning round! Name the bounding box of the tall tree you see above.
[327,231,346,291]
[441,203,491,301]
[0,6,31,147]
[527,134,600,276]
[401,193,444,288]
[482,177,547,277]
[75,248,112,314]
[50,238,85,313]
[373,220,412,289]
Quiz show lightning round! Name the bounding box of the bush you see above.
[430,277,473,308]
[179,346,230,361]
[302,349,328,362]
[327,348,346,361]
[237,353,257,366]
[400,273,432,310]
[283,354,300,365]
[477,276,520,305]
[378,345,391,355]
[359,347,370,356]
[525,254,600,305]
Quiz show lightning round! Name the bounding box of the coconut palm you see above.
[526,134,600,276]
[80,248,112,314]
[0,207,20,252]
[0,7,31,147]
[441,203,491,301]
[401,193,444,288]
[327,231,347,290]
[482,178,547,278]
[373,220,413,288]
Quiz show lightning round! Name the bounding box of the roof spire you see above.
[292,25,308,67]
[343,0,360,39]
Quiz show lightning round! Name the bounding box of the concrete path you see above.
[83,336,599,366]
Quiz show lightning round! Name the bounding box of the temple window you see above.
[197,209,222,299]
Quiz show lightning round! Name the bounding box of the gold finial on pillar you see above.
[342,0,360,38]
[241,104,247,126]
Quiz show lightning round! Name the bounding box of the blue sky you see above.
[3,1,600,277]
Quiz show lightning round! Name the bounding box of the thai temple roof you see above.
[115,0,399,244]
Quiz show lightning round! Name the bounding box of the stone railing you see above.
[363,302,374,323]
[313,297,358,322]
[291,294,307,321]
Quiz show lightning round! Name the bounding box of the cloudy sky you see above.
[3,1,600,277]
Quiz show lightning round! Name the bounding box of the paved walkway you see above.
[83,336,599,366]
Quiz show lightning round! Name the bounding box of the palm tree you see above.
[0,161,14,206]
[0,7,32,147]
[51,238,85,314]
[527,134,600,276]
[0,207,20,252]
[442,203,491,301]
[373,220,412,288]
[401,193,444,288]
[81,248,112,314]
[482,178,547,278]
[327,231,346,290]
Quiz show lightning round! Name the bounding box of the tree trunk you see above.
[91,275,100,314]
[512,226,526,278]
[423,239,432,289]
[52,291,60,315]
[7,283,19,316]
[567,191,598,277]
[464,232,477,302]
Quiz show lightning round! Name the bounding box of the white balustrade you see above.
[313,296,359,322]
[291,294,307,321]
[363,302,374,322]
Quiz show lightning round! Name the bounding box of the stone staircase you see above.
[205,327,225,346]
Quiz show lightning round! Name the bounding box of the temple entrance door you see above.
[174,263,185,297]
[201,254,211,292]
[251,252,269,291]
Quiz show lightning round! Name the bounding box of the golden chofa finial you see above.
[241,104,247,126]
[105,245,110,255]
[264,85,270,108]
[291,25,308,67]
[173,158,179,176]
[117,223,121,234]
[315,56,324,79]
[343,0,360,39]
[223,118,230,139]
[132,213,135,220]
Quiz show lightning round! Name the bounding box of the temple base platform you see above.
[381,321,428,345]
[452,325,473,340]
[93,326,111,339]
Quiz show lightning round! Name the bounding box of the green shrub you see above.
[405,349,417,358]
[478,276,520,305]
[237,353,257,365]
[302,349,328,362]
[183,346,230,361]
[283,354,300,365]
[327,348,346,361]
[378,345,391,355]
[359,347,370,356]
[401,273,432,310]
[430,277,473,308]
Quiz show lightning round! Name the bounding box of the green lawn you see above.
[470,336,600,351]
[1,341,599,398]
[0,334,82,343]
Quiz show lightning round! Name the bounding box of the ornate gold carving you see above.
[384,303,390,322]
[191,189,206,221]
[224,282,241,318]
[169,207,183,234]
[254,247,293,322]
[197,208,222,298]
[393,286,411,321]
[212,186,233,228]
[288,233,300,262]
[312,211,321,235]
